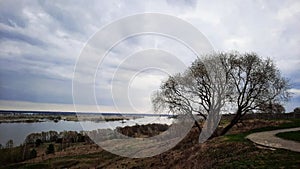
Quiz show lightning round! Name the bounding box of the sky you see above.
[0,0,299,113]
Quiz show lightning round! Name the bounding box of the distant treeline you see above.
[0,110,77,115]
[0,110,170,117]
[222,112,300,121]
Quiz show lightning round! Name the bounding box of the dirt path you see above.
[246,127,300,152]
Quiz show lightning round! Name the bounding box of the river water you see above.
[0,116,173,147]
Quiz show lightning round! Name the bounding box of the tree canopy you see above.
[152,52,290,137]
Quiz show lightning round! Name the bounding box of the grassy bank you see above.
[225,119,300,142]
[1,119,300,169]
[276,130,300,142]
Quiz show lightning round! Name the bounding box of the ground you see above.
[1,119,300,169]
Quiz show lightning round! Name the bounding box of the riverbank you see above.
[0,116,173,147]
[1,119,299,168]
[0,110,172,123]
[0,111,140,123]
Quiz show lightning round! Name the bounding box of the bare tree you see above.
[152,52,290,137]
[219,52,290,135]
[152,54,230,134]
[259,102,285,114]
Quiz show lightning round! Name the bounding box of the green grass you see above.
[225,133,250,142]
[251,119,300,133]
[276,130,300,142]
[223,119,300,168]
[226,119,300,142]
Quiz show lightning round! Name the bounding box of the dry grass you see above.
[2,119,300,169]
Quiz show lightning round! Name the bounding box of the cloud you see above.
[0,0,299,112]
[0,100,118,112]
[179,1,300,74]
[289,88,300,97]
[0,29,45,46]
[0,70,72,104]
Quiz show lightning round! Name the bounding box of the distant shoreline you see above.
[0,110,172,123]
[0,110,170,116]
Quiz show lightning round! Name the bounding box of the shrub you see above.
[35,139,43,147]
[30,149,37,159]
[46,144,55,154]
[294,107,300,114]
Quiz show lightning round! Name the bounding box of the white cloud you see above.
[0,100,118,113]
[277,1,300,21]
[0,0,299,112]
[289,88,300,97]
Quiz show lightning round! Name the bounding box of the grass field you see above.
[276,130,300,142]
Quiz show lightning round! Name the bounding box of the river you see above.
[0,116,173,147]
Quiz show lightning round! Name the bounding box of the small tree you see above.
[294,107,300,114]
[46,144,55,154]
[35,139,43,147]
[29,149,37,159]
[259,103,285,114]
[6,139,13,149]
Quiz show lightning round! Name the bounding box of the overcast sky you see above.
[0,0,299,113]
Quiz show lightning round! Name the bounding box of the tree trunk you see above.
[220,111,241,136]
[194,120,202,132]
[220,120,235,136]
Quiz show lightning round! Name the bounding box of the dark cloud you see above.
[0,0,29,28]
[0,70,72,104]
[0,29,46,47]
[38,1,84,33]
[0,13,27,28]
[0,0,299,112]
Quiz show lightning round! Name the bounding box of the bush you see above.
[29,149,37,159]
[293,107,300,114]
[0,145,25,165]
[46,144,55,154]
[35,139,43,147]
[6,139,13,149]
